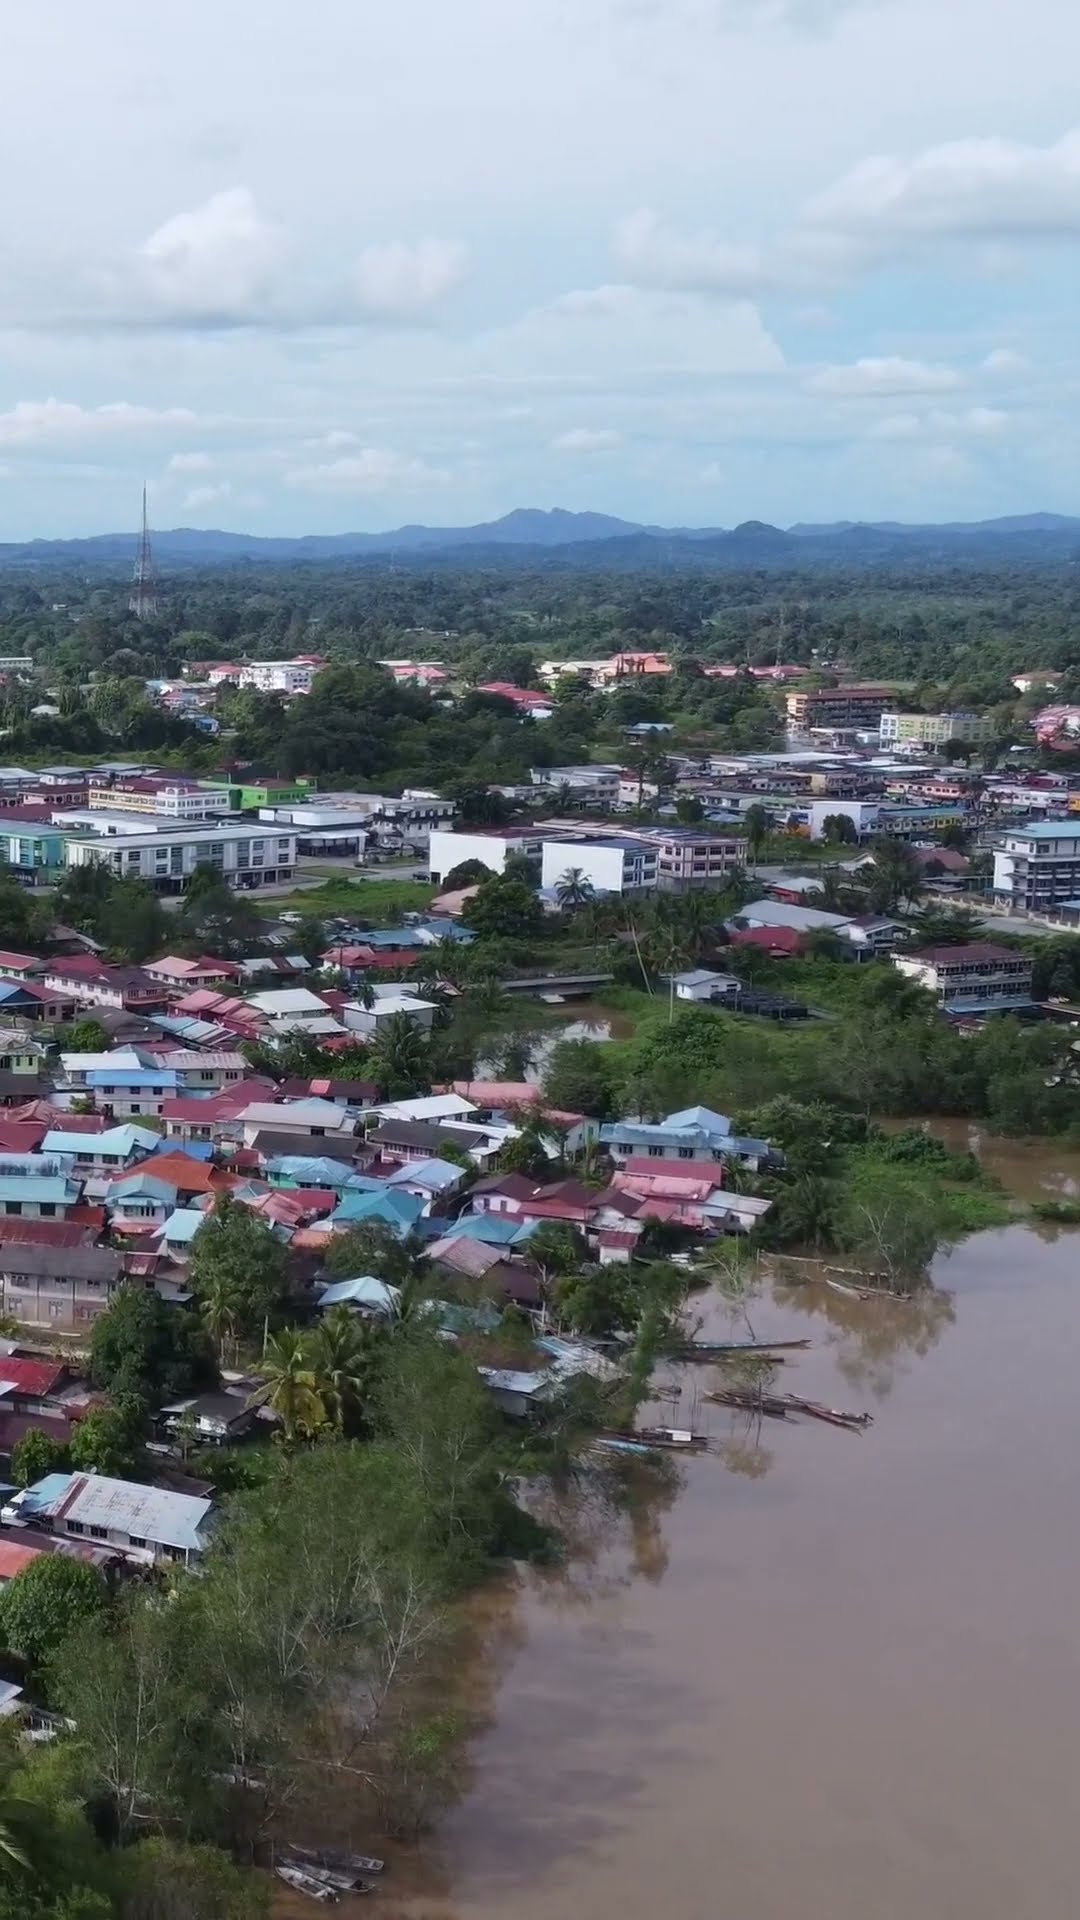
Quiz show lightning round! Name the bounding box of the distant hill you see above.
[1,507,1079,572]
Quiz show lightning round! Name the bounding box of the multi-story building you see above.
[879,711,994,749]
[786,686,895,733]
[531,765,622,808]
[0,813,68,884]
[237,658,323,695]
[61,820,297,892]
[993,820,1080,912]
[206,776,314,811]
[427,827,543,883]
[648,830,746,892]
[84,776,230,821]
[893,943,1035,1015]
[540,836,659,897]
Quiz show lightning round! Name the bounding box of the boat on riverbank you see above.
[275,1862,340,1903]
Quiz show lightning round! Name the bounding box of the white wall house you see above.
[893,943,1035,1014]
[993,821,1080,912]
[62,821,297,891]
[427,829,539,883]
[541,837,658,896]
[238,659,319,694]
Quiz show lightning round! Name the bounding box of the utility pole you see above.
[129,485,158,619]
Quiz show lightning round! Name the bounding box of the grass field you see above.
[263,876,437,923]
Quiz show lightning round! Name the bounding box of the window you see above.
[648,1145,664,1158]
[128,1535,147,1549]
[87,1526,107,1541]
[66,1521,84,1536]
[3,1202,20,1216]
[39,1203,56,1217]
[678,1147,695,1160]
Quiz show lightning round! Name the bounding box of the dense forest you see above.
[0,557,1079,783]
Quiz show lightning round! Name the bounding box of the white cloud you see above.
[0,398,199,447]
[138,188,285,322]
[866,412,922,440]
[614,208,773,296]
[481,283,785,379]
[167,450,215,474]
[982,347,1028,374]
[866,404,1009,441]
[551,427,623,451]
[182,482,231,510]
[805,129,1080,250]
[955,405,1009,435]
[353,238,467,318]
[284,448,449,494]
[807,356,961,396]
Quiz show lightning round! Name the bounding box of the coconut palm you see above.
[555,867,595,911]
[742,804,771,871]
[367,1011,431,1096]
[308,1306,384,1435]
[198,1269,245,1365]
[248,1330,325,1445]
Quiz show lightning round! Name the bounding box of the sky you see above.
[2,0,1079,536]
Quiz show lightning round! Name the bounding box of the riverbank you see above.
[274,1139,1080,1919]
[360,1163,1080,1919]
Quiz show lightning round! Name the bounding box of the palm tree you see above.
[743,804,770,872]
[248,1329,325,1446]
[198,1269,244,1364]
[555,867,595,911]
[308,1306,383,1435]
[368,1011,431,1096]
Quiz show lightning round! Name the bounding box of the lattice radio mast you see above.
[129,485,158,619]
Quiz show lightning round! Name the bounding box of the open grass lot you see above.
[261,875,437,922]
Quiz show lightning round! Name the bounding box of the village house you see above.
[78,1066,179,1119]
[0,1032,51,1106]
[238,1100,359,1147]
[0,980,77,1025]
[43,958,169,1012]
[2,1471,213,1566]
[0,1154,84,1220]
[599,1106,772,1173]
[0,1241,122,1326]
[159,1391,258,1448]
[142,955,243,991]
[41,1124,161,1180]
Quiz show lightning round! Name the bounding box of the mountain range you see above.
[3,506,1080,570]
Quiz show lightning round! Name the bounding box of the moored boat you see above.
[275,1862,339,1903]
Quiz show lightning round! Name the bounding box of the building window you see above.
[67,1521,84,1536]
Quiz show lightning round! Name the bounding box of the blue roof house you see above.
[327,1189,425,1237]
[0,1154,83,1219]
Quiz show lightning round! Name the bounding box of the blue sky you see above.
[1,0,1078,535]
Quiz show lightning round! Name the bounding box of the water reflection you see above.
[771,1273,957,1398]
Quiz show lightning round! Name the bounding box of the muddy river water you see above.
[279,1136,1080,1920]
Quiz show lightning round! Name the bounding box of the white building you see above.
[83,778,229,821]
[342,985,439,1035]
[893,943,1034,1014]
[61,821,297,891]
[667,968,742,1002]
[238,659,321,695]
[427,828,540,883]
[540,837,659,896]
[531,765,621,807]
[993,820,1080,912]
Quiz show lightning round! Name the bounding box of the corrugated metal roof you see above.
[22,1471,211,1551]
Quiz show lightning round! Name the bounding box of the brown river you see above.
[278,1132,1080,1920]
